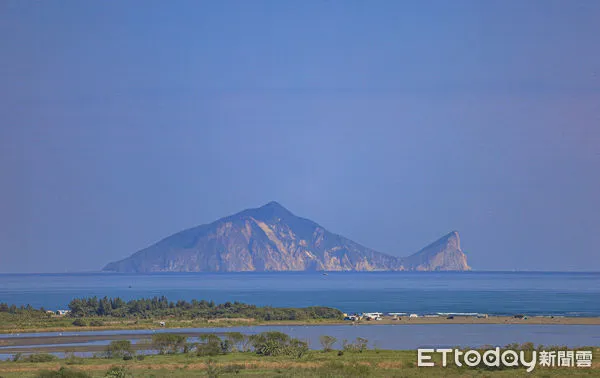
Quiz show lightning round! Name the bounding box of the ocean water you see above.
[0,271,599,316]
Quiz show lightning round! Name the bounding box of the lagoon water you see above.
[1,324,599,355]
[1,271,599,316]
[1,272,599,357]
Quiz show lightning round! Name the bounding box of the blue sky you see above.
[1,0,599,272]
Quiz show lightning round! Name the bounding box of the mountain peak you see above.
[261,201,286,210]
[444,230,460,246]
[103,205,471,272]
[251,201,293,218]
[401,230,470,271]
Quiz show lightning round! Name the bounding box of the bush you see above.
[23,353,58,362]
[151,333,187,354]
[222,364,246,374]
[343,337,369,353]
[225,332,246,352]
[250,331,308,358]
[90,320,104,326]
[35,367,91,378]
[64,352,85,365]
[196,341,221,357]
[319,335,337,352]
[72,319,87,327]
[104,366,132,378]
[206,359,219,378]
[105,340,133,359]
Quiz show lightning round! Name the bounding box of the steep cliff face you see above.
[103,202,470,272]
[400,231,470,271]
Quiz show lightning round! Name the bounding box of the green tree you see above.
[319,335,337,352]
[105,340,133,359]
[225,332,246,352]
[151,333,187,354]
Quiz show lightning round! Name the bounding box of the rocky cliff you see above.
[103,202,471,272]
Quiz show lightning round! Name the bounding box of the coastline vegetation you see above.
[0,298,343,333]
[0,333,597,377]
[66,296,343,321]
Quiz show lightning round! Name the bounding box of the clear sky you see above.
[1,0,599,272]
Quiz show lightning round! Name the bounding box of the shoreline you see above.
[1,315,600,336]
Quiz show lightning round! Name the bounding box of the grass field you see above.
[0,313,349,334]
[1,349,598,377]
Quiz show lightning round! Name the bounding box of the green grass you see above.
[0,313,345,334]
[1,349,598,377]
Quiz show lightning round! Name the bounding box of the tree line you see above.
[0,303,46,315]
[66,296,343,321]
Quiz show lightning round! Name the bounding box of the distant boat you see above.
[322,273,328,276]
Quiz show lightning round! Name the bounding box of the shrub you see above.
[104,366,132,378]
[206,359,219,378]
[225,332,246,352]
[151,333,187,354]
[222,364,246,374]
[24,353,58,362]
[319,335,337,352]
[105,340,133,359]
[220,339,233,354]
[72,319,87,327]
[34,367,91,378]
[288,338,309,358]
[196,335,221,357]
[64,352,85,365]
[343,337,369,353]
[250,331,308,358]
[355,337,368,352]
[196,341,221,357]
[90,320,104,326]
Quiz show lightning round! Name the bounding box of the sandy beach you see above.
[343,315,600,325]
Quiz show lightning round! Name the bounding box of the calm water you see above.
[1,324,599,353]
[1,272,599,316]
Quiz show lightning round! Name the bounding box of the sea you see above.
[1,271,599,317]
[1,272,599,353]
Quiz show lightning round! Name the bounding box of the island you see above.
[103,202,471,273]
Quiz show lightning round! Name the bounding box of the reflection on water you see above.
[1,324,598,360]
